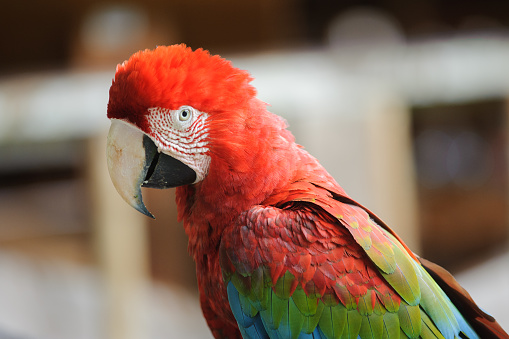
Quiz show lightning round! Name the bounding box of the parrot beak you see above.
[106,119,196,218]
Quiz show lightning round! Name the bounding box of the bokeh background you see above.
[0,1,508,338]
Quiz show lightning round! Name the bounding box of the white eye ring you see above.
[178,106,193,121]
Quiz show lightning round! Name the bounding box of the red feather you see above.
[109,45,508,338]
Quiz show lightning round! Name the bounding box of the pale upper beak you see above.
[106,119,196,218]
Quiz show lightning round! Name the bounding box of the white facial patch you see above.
[146,106,210,183]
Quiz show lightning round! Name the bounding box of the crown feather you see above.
[107,44,257,131]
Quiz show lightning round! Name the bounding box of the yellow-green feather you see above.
[302,301,325,334]
[358,313,384,339]
[342,310,363,339]
[380,232,421,306]
[274,270,296,299]
[421,310,446,339]
[357,291,375,316]
[319,303,347,339]
[292,287,319,316]
[382,311,401,339]
[397,301,422,338]
[287,297,305,339]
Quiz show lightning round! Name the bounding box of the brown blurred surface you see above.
[144,188,198,290]
[2,1,509,73]
[0,178,93,266]
[413,100,509,269]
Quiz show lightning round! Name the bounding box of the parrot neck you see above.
[176,108,306,259]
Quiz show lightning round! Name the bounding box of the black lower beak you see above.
[141,135,197,189]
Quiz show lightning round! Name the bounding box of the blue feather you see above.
[228,282,269,338]
[227,282,254,328]
[297,327,322,339]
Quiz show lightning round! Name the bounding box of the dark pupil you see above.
[181,110,188,118]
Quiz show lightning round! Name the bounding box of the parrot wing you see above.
[418,257,509,339]
[219,182,483,339]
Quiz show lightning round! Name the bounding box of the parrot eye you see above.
[178,106,193,122]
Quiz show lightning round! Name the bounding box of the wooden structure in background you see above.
[413,100,509,269]
[87,132,149,339]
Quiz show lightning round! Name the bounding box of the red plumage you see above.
[108,44,256,133]
[107,45,508,338]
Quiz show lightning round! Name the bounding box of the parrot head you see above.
[107,44,293,218]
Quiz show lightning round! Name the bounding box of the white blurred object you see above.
[70,3,179,69]
[327,7,405,49]
[455,250,509,330]
[0,251,210,339]
[0,71,111,143]
[80,5,150,54]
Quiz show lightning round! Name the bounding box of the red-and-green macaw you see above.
[106,44,508,339]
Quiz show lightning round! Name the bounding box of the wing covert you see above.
[219,203,478,339]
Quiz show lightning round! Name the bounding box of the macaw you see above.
[106,44,508,339]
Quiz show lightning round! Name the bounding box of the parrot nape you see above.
[106,44,508,339]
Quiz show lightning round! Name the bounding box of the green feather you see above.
[382,312,400,339]
[397,301,422,338]
[352,229,372,250]
[260,288,284,331]
[365,231,396,274]
[333,284,357,310]
[357,291,375,316]
[321,291,340,307]
[420,309,446,339]
[274,270,296,299]
[319,303,347,339]
[291,287,319,316]
[239,292,258,318]
[231,272,251,296]
[302,301,325,334]
[248,267,265,305]
[380,234,421,306]
[415,264,459,338]
[373,298,386,316]
[288,297,305,339]
[270,289,286,329]
[379,291,400,313]
[268,294,306,339]
[420,326,436,339]
[258,281,271,311]
[358,313,384,339]
[342,310,362,339]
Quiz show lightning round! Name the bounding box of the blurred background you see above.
[1,0,509,338]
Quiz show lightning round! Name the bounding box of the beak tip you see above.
[143,209,156,219]
[141,209,156,219]
[132,196,155,219]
